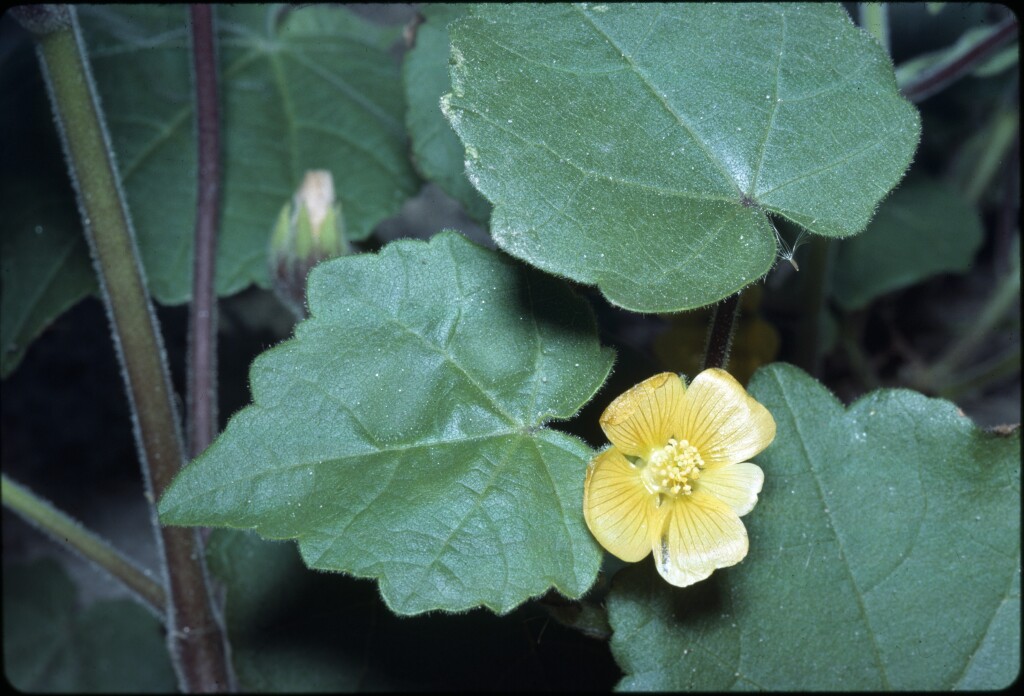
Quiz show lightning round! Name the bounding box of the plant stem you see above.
[859,3,890,55]
[793,235,834,376]
[24,6,233,691]
[899,14,1018,103]
[701,292,740,371]
[2,473,167,616]
[187,4,221,460]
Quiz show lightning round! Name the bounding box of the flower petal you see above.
[697,462,764,516]
[584,447,665,562]
[599,372,686,457]
[680,368,776,468]
[652,491,749,588]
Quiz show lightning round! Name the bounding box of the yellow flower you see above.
[583,369,776,587]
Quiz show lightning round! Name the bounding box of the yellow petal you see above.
[680,368,776,468]
[652,491,749,588]
[599,372,686,457]
[584,447,665,562]
[697,462,764,516]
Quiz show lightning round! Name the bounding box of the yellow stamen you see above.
[641,438,704,497]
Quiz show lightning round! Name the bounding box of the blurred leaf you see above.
[948,106,1018,205]
[442,3,919,312]
[3,558,176,692]
[404,4,491,222]
[972,43,1018,78]
[896,24,1019,84]
[160,232,614,614]
[896,17,1019,102]
[78,5,419,304]
[0,19,96,379]
[832,177,984,310]
[607,363,1020,690]
[0,168,96,382]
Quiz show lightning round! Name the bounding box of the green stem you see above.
[859,3,890,54]
[701,292,741,372]
[2,474,166,616]
[23,6,233,691]
[793,236,834,376]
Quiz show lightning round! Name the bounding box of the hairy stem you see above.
[187,4,221,460]
[701,292,741,372]
[22,6,233,691]
[2,473,166,616]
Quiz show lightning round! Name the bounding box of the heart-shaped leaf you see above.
[160,232,614,614]
[607,363,1020,690]
[442,3,920,311]
[78,5,419,304]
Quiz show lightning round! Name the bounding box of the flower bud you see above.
[269,170,348,318]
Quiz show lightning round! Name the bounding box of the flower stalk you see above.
[701,292,741,372]
[793,235,834,377]
[18,6,233,691]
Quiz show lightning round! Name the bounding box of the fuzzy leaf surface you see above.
[160,232,614,614]
[607,363,1020,690]
[78,5,419,303]
[443,3,920,311]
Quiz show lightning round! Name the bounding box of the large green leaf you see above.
[403,4,491,222]
[607,363,1020,690]
[78,5,419,304]
[832,176,984,310]
[442,3,920,312]
[3,559,176,692]
[160,232,614,614]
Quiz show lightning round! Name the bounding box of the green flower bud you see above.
[269,170,348,318]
